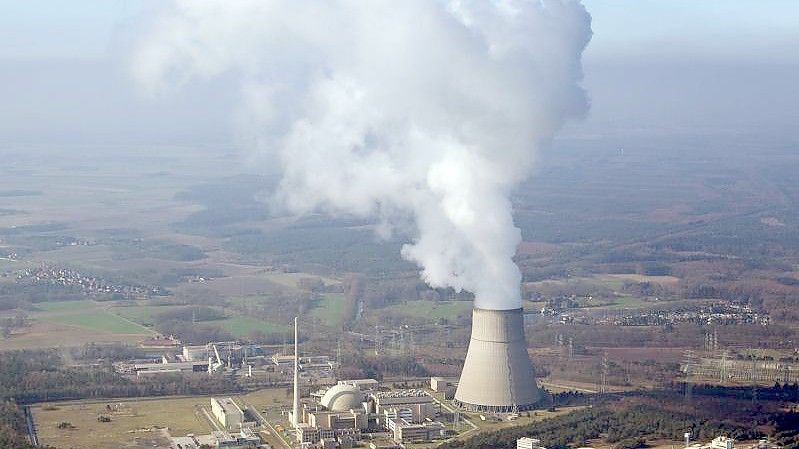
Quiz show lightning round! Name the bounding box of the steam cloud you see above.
[132,0,592,310]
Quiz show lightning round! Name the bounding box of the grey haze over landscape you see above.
[1,1,797,146]
[2,2,799,449]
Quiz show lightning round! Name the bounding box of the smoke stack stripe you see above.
[455,308,540,412]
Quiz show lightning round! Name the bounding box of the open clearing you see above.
[213,315,290,338]
[310,293,349,327]
[32,389,289,449]
[0,300,154,350]
[32,396,214,449]
[379,300,473,321]
[30,300,153,335]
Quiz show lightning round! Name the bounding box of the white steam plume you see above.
[132,0,592,310]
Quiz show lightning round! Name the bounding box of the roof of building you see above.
[374,389,430,399]
[212,397,244,416]
[321,384,363,412]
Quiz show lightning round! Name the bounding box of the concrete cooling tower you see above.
[454,307,540,412]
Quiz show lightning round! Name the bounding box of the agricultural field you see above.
[0,300,154,350]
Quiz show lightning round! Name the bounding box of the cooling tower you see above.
[454,307,540,412]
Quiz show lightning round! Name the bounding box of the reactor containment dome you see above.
[321,384,363,412]
[454,307,540,412]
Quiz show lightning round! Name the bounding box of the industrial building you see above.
[518,437,548,449]
[295,383,369,444]
[455,307,541,412]
[291,378,447,445]
[388,418,445,443]
[687,436,737,449]
[430,377,455,392]
[170,428,261,449]
[132,359,209,376]
[338,379,379,389]
[430,376,456,399]
[182,344,209,361]
[372,390,434,424]
[211,397,245,430]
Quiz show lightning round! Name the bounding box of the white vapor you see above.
[132,0,592,310]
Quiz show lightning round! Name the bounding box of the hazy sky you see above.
[2,0,798,62]
[1,0,797,144]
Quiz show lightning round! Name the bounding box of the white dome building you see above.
[320,384,363,412]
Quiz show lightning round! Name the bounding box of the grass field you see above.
[379,300,473,321]
[110,303,183,326]
[526,274,681,293]
[32,300,153,334]
[0,300,154,350]
[32,396,215,449]
[47,310,151,334]
[310,293,349,327]
[31,389,290,449]
[33,300,98,313]
[264,271,341,289]
[212,315,291,338]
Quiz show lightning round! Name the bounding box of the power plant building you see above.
[389,418,445,443]
[455,307,541,412]
[518,437,548,449]
[372,390,434,424]
[211,397,244,430]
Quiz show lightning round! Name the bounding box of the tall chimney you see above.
[292,316,300,427]
[454,307,540,412]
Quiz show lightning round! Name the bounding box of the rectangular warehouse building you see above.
[211,397,244,430]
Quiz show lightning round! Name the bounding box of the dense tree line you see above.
[0,401,51,449]
[68,343,147,362]
[441,403,760,449]
[336,354,429,380]
[0,349,245,404]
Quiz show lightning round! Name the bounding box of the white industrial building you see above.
[687,436,737,449]
[388,418,445,443]
[372,390,434,424]
[518,437,547,449]
[133,360,209,376]
[430,377,455,392]
[170,428,260,449]
[338,379,379,389]
[182,345,209,362]
[211,397,245,430]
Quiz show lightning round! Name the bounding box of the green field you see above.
[211,315,291,338]
[310,293,349,327]
[26,300,155,335]
[110,303,183,326]
[263,271,341,289]
[46,310,151,334]
[34,300,98,313]
[379,300,472,321]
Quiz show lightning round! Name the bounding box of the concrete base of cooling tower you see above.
[454,307,541,412]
